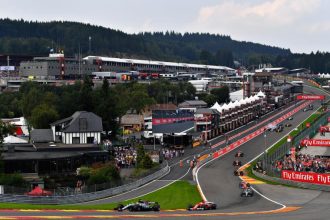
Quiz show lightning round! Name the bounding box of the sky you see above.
[1,0,330,53]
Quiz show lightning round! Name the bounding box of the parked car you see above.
[287,116,293,120]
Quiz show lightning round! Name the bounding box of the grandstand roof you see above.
[84,56,235,71]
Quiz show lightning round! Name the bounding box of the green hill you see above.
[0,18,291,67]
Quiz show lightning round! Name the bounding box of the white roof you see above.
[255,67,285,73]
[4,135,28,144]
[230,89,243,101]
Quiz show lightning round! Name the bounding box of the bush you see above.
[86,163,121,186]
[142,154,153,169]
[78,166,92,180]
[0,173,27,187]
[136,144,145,168]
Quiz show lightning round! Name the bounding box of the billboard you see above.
[0,66,15,71]
[296,95,325,100]
[282,170,330,185]
[300,139,330,147]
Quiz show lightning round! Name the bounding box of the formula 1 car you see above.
[285,123,292,127]
[233,160,242,166]
[187,201,217,211]
[239,181,251,189]
[234,170,244,176]
[235,151,244,157]
[115,200,160,212]
[240,188,254,197]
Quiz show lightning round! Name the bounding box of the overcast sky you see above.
[1,0,330,53]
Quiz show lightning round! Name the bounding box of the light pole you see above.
[153,135,156,151]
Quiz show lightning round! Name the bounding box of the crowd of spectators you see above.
[274,153,330,173]
[113,146,137,168]
[161,148,185,160]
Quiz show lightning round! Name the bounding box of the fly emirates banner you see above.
[282,170,330,185]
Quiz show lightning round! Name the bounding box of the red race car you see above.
[187,201,217,211]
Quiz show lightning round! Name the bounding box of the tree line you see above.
[0,79,230,136]
[0,19,290,68]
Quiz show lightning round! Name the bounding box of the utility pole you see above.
[88,36,92,54]
[7,55,10,77]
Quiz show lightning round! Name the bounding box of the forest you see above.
[1,19,329,72]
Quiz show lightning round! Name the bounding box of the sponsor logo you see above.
[300,139,330,147]
[282,170,330,185]
[296,95,325,100]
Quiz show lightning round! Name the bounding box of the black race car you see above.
[115,200,160,212]
[235,151,244,157]
[187,201,217,211]
[234,170,244,176]
[240,188,254,197]
[233,160,242,166]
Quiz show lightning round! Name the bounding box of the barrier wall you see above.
[253,169,330,191]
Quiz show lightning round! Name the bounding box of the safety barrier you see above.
[252,169,330,191]
[0,162,169,204]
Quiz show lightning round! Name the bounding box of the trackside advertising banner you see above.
[300,139,330,147]
[281,170,330,185]
[296,95,325,100]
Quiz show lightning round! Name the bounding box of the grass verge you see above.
[0,180,202,210]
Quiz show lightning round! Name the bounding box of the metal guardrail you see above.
[260,111,330,178]
[0,163,169,204]
[253,169,330,191]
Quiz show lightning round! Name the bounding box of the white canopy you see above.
[222,103,229,111]
[4,135,28,144]
[256,90,266,98]
[227,102,235,109]
[210,102,223,113]
[234,100,241,107]
[210,102,221,111]
[240,98,247,105]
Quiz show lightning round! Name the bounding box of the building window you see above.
[87,136,94,144]
[72,137,80,144]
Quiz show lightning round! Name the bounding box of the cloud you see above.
[197,0,321,27]
[189,0,325,53]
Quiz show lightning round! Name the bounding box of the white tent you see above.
[256,90,266,98]
[222,103,229,111]
[4,135,28,144]
[210,102,222,112]
[234,100,241,108]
